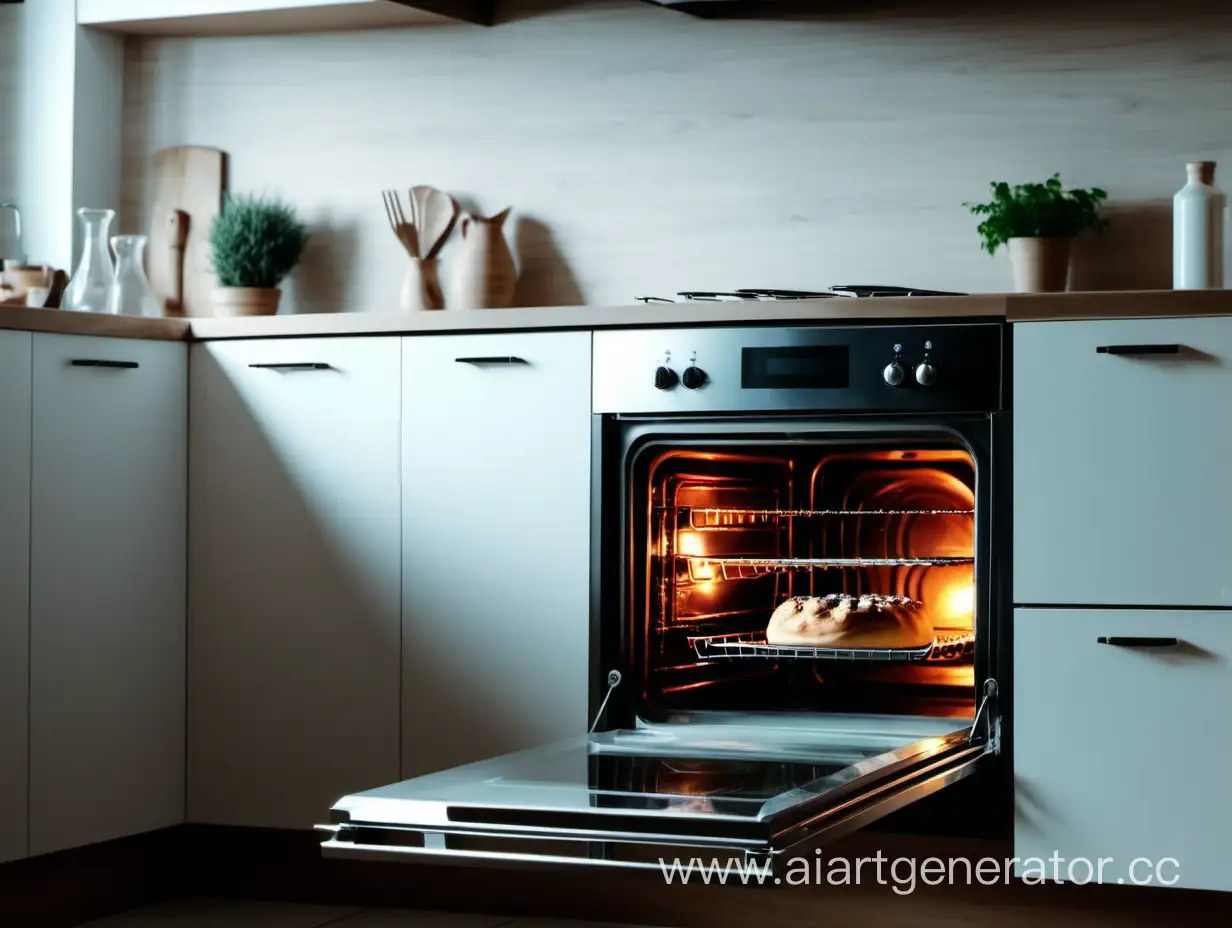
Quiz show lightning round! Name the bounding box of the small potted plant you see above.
[966,174,1108,293]
[209,193,309,316]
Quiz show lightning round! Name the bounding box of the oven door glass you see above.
[322,713,993,875]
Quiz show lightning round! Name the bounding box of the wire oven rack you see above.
[681,555,973,581]
[686,507,974,531]
[688,631,976,664]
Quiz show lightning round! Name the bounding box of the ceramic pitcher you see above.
[450,208,516,309]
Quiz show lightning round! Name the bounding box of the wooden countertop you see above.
[4,290,1230,342]
[0,305,191,341]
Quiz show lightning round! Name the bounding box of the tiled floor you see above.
[78,899,648,928]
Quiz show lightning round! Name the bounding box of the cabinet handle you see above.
[455,356,529,365]
[248,363,333,371]
[1097,636,1180,647]
[69,359,139,369]
[1095,344,1181,356]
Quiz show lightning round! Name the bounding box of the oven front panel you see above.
[592,324,1003,415]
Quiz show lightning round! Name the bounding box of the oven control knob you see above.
[915,361,937,387]
[654,366,679,390]
[681,366,707,390]
[883,361,906,387]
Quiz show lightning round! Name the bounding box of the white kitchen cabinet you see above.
[189,338,401,829]
[1015,607,1232,891]
[1014,316,1232,607]
[77,0,492,34]
[28,334,187,856]
[0,332,31,864]
[401,333,592,778]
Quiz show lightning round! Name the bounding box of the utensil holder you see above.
[401,258,445,311]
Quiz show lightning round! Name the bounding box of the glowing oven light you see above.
[677,531,705,557]
[940,581,976,624]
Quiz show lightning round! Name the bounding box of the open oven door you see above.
[319,687,998,877]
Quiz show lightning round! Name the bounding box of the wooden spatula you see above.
[418,188,458,260]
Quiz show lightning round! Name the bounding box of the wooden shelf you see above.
[77,0,493,35]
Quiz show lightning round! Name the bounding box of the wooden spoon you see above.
[419,188,458,260]
[410,186,434,243]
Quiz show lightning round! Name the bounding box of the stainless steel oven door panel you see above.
[322,714,993,874]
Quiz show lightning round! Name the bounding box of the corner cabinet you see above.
[28,334,187,857]
[0,332,32,865]
[401,333,592,778]
[188,338,401,829]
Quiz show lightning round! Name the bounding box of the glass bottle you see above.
[108,235,161,317]
[1174,161,1227,289]
[64,208,117,312]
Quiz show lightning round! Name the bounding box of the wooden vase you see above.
[400,258,445,311]
[1008,237,1072,293]
[210,287,282,317]
[451,208,517,309]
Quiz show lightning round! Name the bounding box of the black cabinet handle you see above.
[455,356,529,365]
[69,359,138,369]
[1096,344,1181,356]
[248,363,333,371]
[1097,636,1180,647]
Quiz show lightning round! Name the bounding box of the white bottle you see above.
[1174,161,1226,289]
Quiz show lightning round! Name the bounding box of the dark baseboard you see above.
[0,827,186,928]
[7,823,1232,927]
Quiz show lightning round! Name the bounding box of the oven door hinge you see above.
[968,678,1000,755]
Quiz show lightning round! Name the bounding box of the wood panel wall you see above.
[120,0,1232,312]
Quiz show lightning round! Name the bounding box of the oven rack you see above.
[680,555,972,581]
[688,631,976,664]
[686,507,974,530]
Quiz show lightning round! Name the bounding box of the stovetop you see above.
[637,286,967,303]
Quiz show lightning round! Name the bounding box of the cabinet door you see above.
[1015,608,1232,891]
[29,335,187,856]
[402,333,591,777]
[1014,317,1232,607]
[0,332,31,864]
[189,338,401,828]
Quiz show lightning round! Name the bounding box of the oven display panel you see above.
[741,345,850,390]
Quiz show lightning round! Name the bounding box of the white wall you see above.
[120,0,1232,311]
[0,4,22,256]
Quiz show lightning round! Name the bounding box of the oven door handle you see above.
[1097,636,1180,647]
[1095,344,1181,356]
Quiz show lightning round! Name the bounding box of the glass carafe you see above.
[64,208,116,313]
[108,235,161,317]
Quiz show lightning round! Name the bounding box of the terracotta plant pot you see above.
[1008,237,1072,293]
[210,287,282,317]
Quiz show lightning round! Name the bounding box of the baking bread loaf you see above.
[766,594,933,649]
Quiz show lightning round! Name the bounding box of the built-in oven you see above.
[321,322,1010,876]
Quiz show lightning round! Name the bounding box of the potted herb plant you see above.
[966,174,1108,293]
[209,193,309,316]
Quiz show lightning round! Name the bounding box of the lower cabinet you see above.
[0,332,32,864]
[1015,607,1232,891]
[28,334,187,856]
[401,333,592,777]
[188,338,401,829]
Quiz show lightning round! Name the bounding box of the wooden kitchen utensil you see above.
[410,186,433,242]
[382,189,419,258]
[148,146,227,317]
[418,188,458,260]
[451,208,517,309]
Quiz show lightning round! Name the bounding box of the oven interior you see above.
[634,440,979,725]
